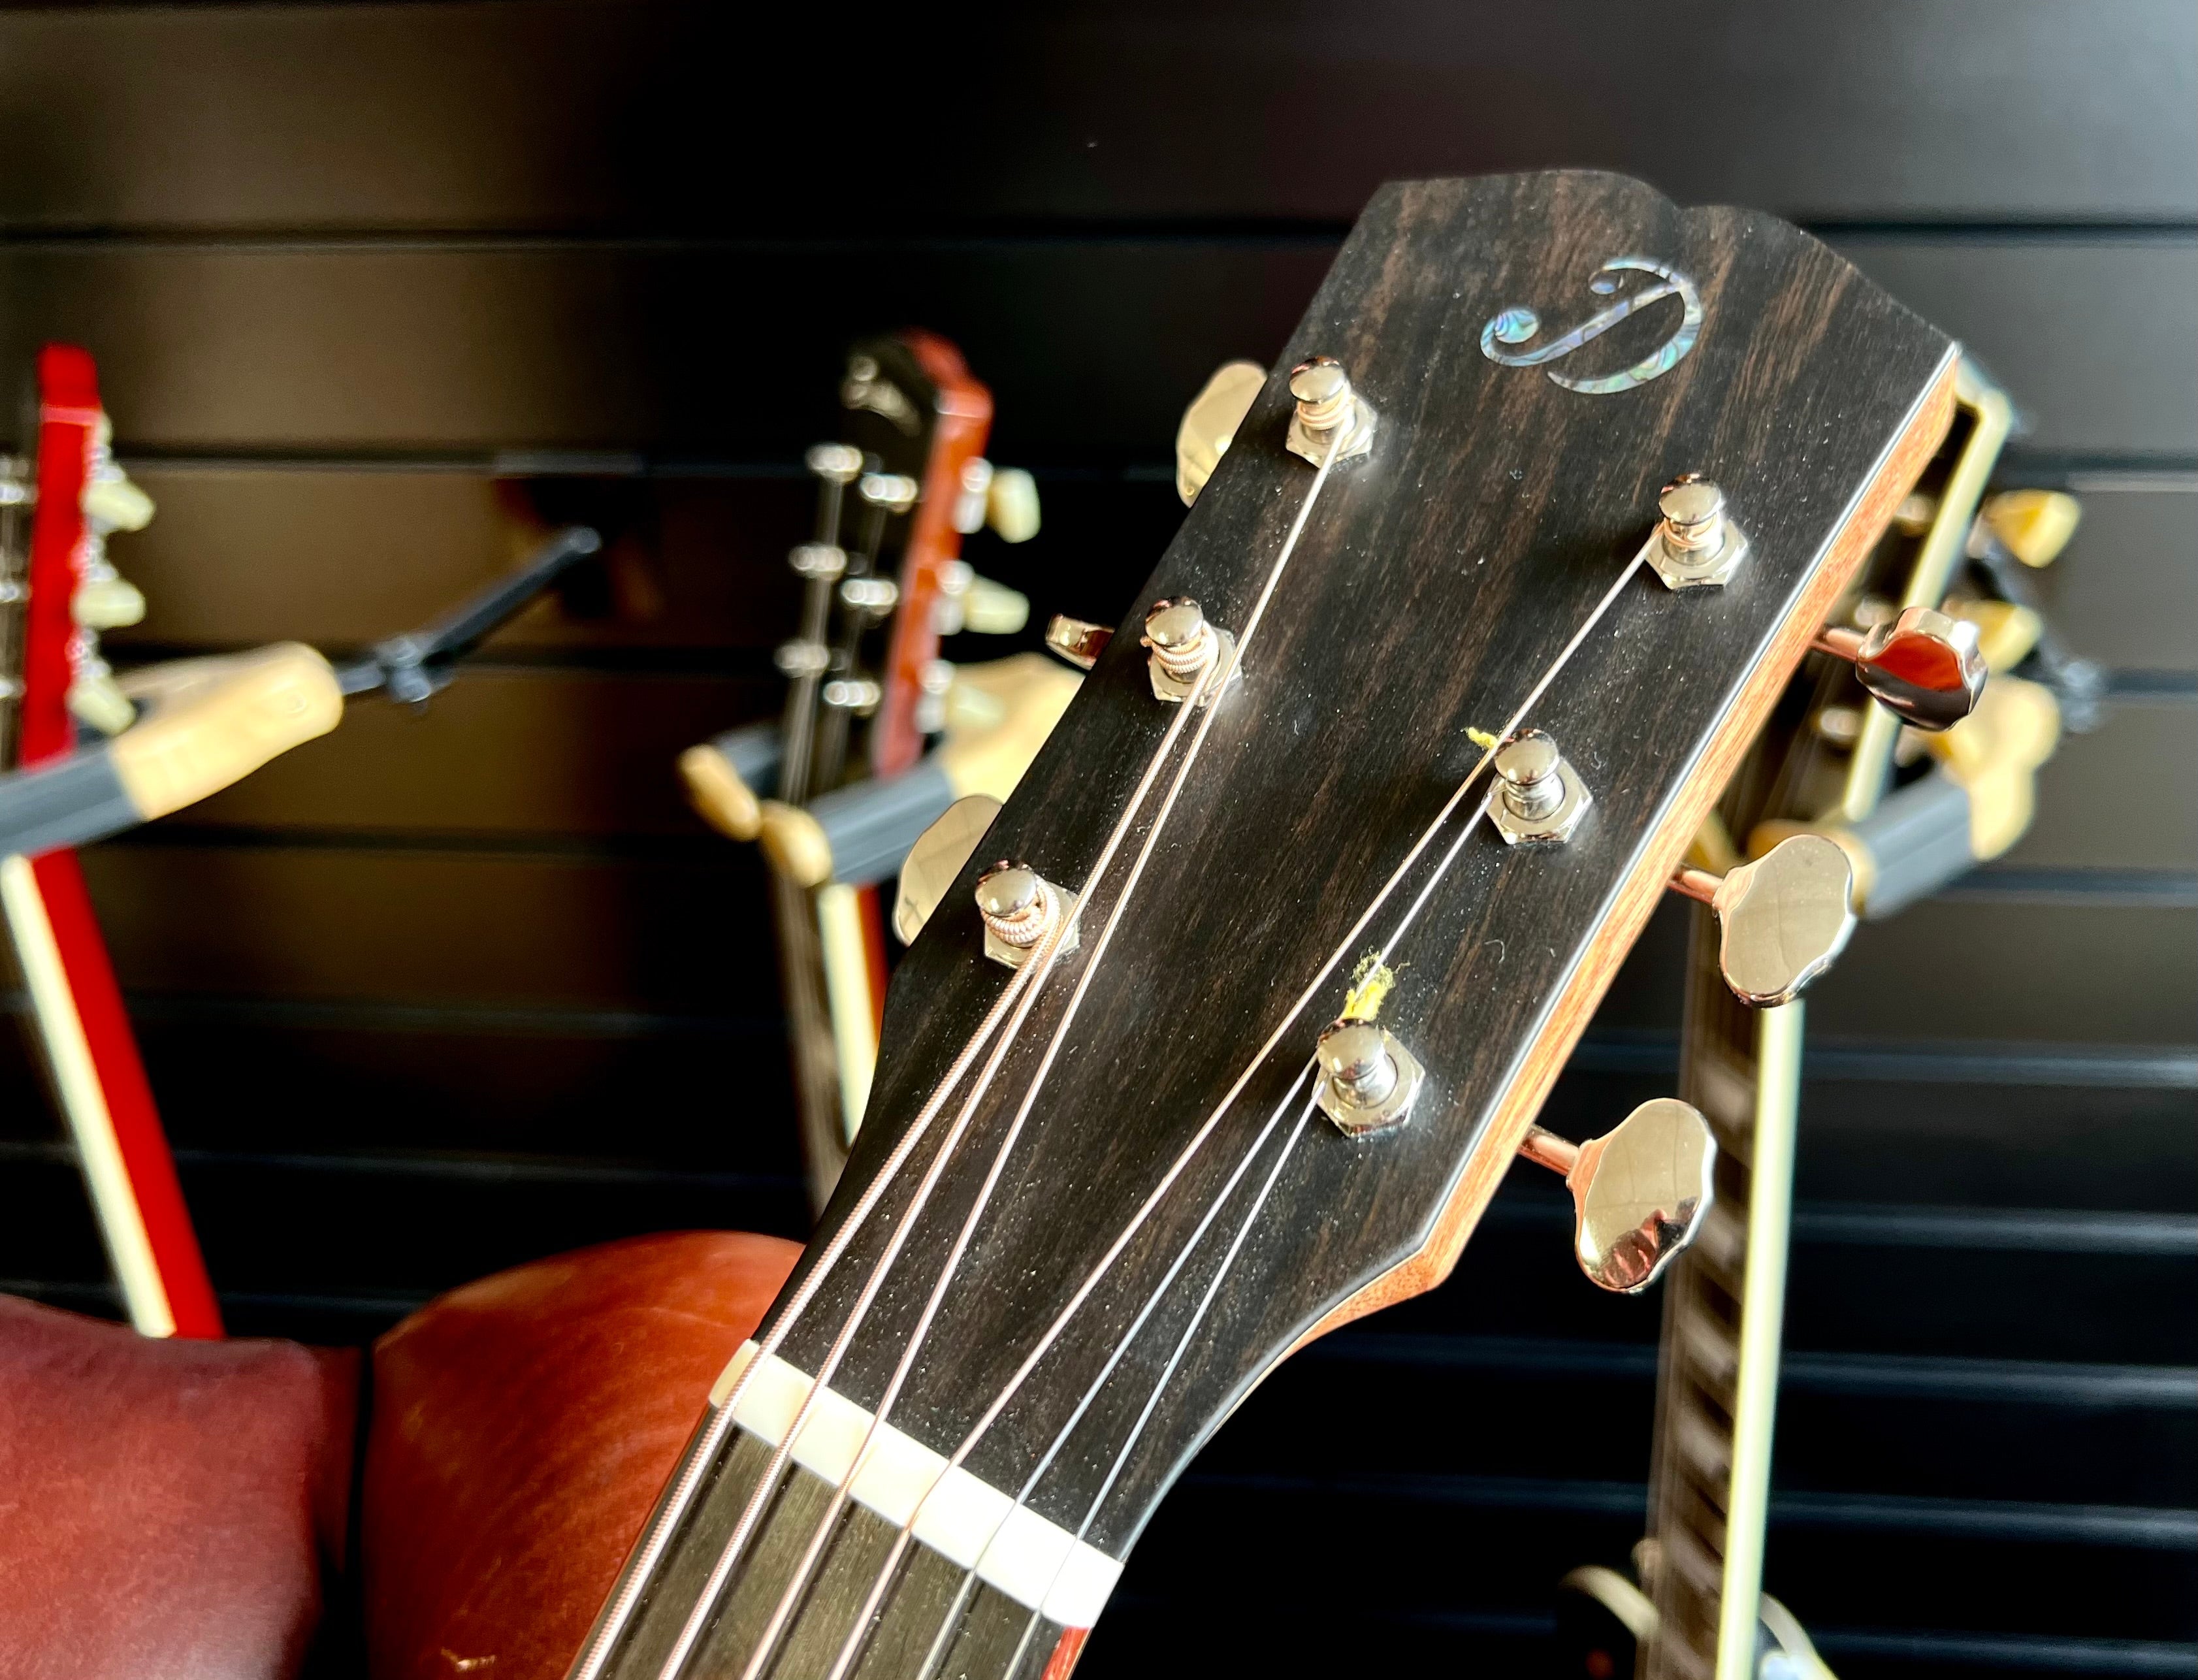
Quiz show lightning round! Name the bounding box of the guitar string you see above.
[578,505,1239,1680]
[836,1059,1319,1680]
[566,929,1056,1680]
[892,815,1505,1680]
[997,1084,1329,1679]
[636,664,1206,1680]
[1003,798,1519,1653]
[651,904,1078,1680]
[710,440,1346,1680]
[822,534,1655,1678]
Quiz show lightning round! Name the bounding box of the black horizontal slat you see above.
[1125,1476,2198,1644]
[0,1,2189,231]
[1800,898,2195,1045]
[1809,1630,2198,1678]
[74,842,781,1014]
[0,236,2183,459]
[1182,1471,2198,1549]
[1307,1334,2197,1408]
[2029,483,2198,674]
[103,469,1172,659]
[1834,234,2197,462]
[1564,1031,2198,1087]
[1937,869,2198,909]
[2012,702,2198,872]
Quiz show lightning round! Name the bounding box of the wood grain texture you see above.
[1310,349,1952,1342]
[585,172,1959,1675]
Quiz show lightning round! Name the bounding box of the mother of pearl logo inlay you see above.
[1479,257,1703,395]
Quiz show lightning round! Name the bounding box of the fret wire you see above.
[822,1060,1319,1680]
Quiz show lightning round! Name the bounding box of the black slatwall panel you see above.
[0,5,2190,1676]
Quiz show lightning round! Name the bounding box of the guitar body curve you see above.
[363,1231,801,1680]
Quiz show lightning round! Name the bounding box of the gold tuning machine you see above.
[1666,833,1856,1008]
[1517,1099,1717,1293]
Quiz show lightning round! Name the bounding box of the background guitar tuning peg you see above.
[80,472,155,534]
[73,575,146,631]
[67,670,138,736]
[1043,614,1111,670]
[1174,360,1267,506]
[987,467,1041,543]
[950,459,1042,544]
[1516,1099,1717,1293]
[1668,834,1856,1008]
[932,561,1029,637]
[1946,597,2043,673]
[1980,488,2081,568]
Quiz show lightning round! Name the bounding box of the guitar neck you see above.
[600,1428,1074,1680]
[1643,903,1803,1680]
[1640,365,2013,1679]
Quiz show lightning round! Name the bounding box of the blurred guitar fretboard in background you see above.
[0,7,2188,1677]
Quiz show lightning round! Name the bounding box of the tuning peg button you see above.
[67,671,137,736]
[893,793,1003,945]
[986,467,1041,543]
[1813,604,1986,731]
[1044,615,1112,671]
[1668,833,1855,1007]
[80,472,154,534]
[73,575,146,630]
[1517,1098,1717,1293]
[1174,360,1267,506]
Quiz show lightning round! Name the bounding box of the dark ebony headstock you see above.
[581,172,1958,1680]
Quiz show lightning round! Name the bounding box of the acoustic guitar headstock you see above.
[582,171,1961,1679]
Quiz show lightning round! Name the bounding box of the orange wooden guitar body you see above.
[363,1231,802,1680]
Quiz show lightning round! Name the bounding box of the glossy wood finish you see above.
[590,171,1956,1675]
[364,1231,800,1680]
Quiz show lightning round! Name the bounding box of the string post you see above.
[1314,1018,1423,1135]
[1141,597,1236,707]
[1492,728,1593,847]
[805,442,865,485]
[1649,471,1750,590]
[1286,355,1377,468]
[857,471,920,516]
[976,860,1079,969]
